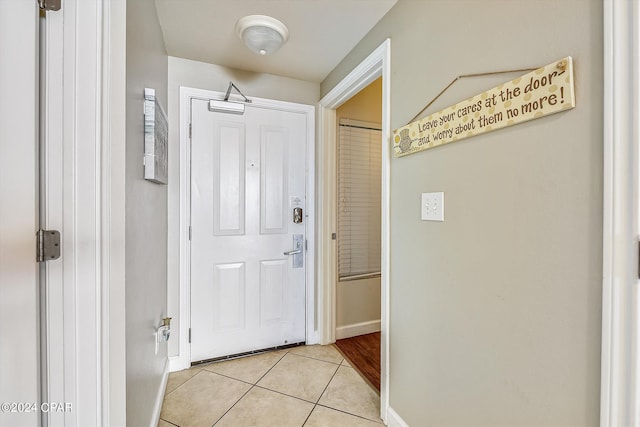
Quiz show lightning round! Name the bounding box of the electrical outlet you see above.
[421,192,444,221]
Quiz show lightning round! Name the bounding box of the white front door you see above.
[0,2,40,426]
[190,98,308,362]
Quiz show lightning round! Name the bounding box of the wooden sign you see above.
[392,56,575,157]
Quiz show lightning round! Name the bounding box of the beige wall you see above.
[335,78,382,330]
[167,57,320,357]
[336,77,382,123]
[323,1,603,425]
[125,0,169,424]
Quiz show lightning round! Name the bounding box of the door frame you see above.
[601,0,640,424]
[316,39,391,422]
[37,0,127,425]
[176,87,316,369]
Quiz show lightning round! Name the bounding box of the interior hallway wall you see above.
[335,78,382,334]
[322,0,603,425]
[167,56,320,358]
[125,0,169,424]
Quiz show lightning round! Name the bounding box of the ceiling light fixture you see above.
[235,15,289,56]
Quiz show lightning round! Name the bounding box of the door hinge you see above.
[188,123,192,139]
[38,0,61,11]
[188,328,191,343]
[189,226,192,241]
[37,229,61,262]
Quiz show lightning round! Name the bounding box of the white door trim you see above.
[42,1,127,425]
[317,38,391,423]
[100,1,127,424]
[176,87,316,370]
[601,0,640,425]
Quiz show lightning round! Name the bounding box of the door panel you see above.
[214,262,246,330]
[260,127,288,234]
[191,99,307,362]
[260,259,287,324]
[214,122,245,235]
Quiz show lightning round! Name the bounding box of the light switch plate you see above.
[421,192,444,221]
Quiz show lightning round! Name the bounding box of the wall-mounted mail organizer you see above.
[144,87,169,184]
[392,56,576,158]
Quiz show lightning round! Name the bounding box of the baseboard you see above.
[335,320,381,340]
[150,358,170,427]
[306,329,320,345]
[386,406,410,427]
[169,355,184,373]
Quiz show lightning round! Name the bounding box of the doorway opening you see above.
[333,78,383,392]
[317,39,391,422]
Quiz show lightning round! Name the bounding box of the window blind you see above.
[337,119,382,280]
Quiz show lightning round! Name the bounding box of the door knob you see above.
[283,248,302,255]
[284,234,304,268]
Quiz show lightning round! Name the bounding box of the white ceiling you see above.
[155,0,397,83]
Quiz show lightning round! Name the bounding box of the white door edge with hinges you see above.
[176,87,316,369]
[2,1,128,426]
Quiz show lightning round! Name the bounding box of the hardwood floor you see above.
[334,332,380,392]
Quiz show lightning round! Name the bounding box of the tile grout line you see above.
[211,384,255,427]
[164,368,204,398]
[211,349,291,426]
[161,370,200,426]
[252,383,319,405]
[315,364,340,405]
[288,350,344,366]
[199,369,257,387]
[254,349,290,384]
[165,368,253,427]
[301,405,315,427]
[248,350,342,404]
[159,417,180,427]
[198,349,290,388]
[315,402,384,424]
[334,345,380,394]
[302,364,341,427]
[313,362,383,424]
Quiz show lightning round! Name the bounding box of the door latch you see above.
[37,229,61,262]
[283,234,304,268]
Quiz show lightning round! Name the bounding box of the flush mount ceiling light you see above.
[235,15,289,56]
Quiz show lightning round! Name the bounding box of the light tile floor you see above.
[159,345,382,427]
